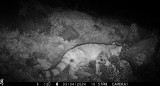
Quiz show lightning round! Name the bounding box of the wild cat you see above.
[42,43,122,80]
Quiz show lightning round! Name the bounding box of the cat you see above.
[42,43,122,80]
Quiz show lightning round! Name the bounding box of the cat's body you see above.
[43,43,122,80]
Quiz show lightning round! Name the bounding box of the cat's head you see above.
[110,45,122,56]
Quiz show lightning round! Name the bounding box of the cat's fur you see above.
[43,43,122,80]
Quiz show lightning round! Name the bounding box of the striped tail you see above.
[44,52,71,81]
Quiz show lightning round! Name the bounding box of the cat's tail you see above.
[42,52,71,81]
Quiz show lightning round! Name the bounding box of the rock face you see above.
[58,24,79,41]
[121,38,157,67]
[120,37,159,81]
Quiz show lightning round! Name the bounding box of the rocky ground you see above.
[0,9,159,82]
